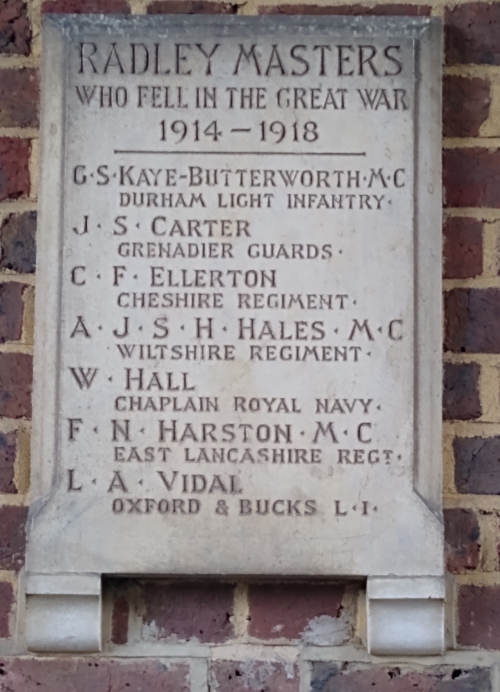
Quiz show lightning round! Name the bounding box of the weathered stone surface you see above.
[0,353,32,418]
[443,76,491,138]
[0,282,25,344]
[141,581,234,643]
[458,585,500,649]
[0,212,36,274]
[211,661,299,692]
[248,582,349,643]
[0,138,30,203]
[0,430,17,494]
[444,508,480,573]
[454,436,500,494]
[0,659,190,691]
[444,149,500,208]
[444,289,500,353]
[0,0,30,56]
[443,216,483,279]
[443,362,481,420]
[0,505,27,570]
[445,3,500,66]
[0,69,39,128]
[311,663,491,691]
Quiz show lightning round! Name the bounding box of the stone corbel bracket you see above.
[25,573,448,655]
[367,576,446,655]
[25,573,102,653]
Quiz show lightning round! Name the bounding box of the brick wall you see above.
[0,0,499,689]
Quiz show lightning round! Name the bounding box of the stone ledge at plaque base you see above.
[25,14,444,656]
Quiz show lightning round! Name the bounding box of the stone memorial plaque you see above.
[26,15,444,654]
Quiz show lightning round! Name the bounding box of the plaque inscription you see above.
[28,16,443,598]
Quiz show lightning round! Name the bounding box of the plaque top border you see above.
[44,12,440,39]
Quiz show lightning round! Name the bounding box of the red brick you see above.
[0,69,39,128]
[141,580,234,643]
[445,3,500,66]
[259,4,430,14]
[111,595,129,645]
[443,148,500,208]
[0,582,14,638]
[443,217,483,279]
[0,139,30,203]
[0,505,27,570]
[211,661,299,692]
[0,430,17,494]
[0,0,30,56]
[0,283,25,344]
[444,508,480,573]
[0,659,190,691]
[311,662,491,691]
[443,362,481,421]
[0,353,32,419]
[148,1,237,12]
[444,288,500,353]
[42,0,129,12]
[0,212,36,274]
[248,583,347,642]
[458,585,500,649]
[443,76,491,138]
[453,436,500,494]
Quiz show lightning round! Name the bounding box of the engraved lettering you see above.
[68,418,83,441]
[69,367,98,389]
[67,469,83,491]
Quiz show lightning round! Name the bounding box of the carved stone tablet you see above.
[27,15,444,655]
